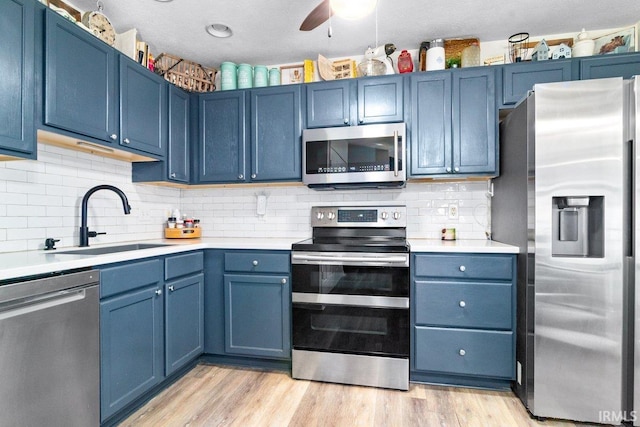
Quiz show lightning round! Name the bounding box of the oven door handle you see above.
[292,253,408,266]
[292,293,409,309]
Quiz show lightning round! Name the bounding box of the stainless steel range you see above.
[291,205,410,390]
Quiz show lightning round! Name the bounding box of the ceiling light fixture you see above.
[154,0,173,2]
[205,24,233,38]
[330,0,377,20]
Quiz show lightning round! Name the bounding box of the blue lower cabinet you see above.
[224,273,291,359]
[411,252,516,388]
[100,285,164,422]
[165,273,204,375]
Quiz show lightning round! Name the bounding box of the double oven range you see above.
[291,205,410,390]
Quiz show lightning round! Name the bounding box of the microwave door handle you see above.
[393,131,399,177]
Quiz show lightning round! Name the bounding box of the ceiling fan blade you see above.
[300,0,333,31]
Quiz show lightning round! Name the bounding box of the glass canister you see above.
[461,42,481,68]
[268,68,280,86]
[220,62,237,91]
[426,39,445,71]
[254,65,268,87]
[237,63,253,89]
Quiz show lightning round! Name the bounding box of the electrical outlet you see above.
[448,203,459,220]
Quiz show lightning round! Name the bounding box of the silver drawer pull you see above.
[459,349,466,356]
[459,265,466,272]
[459,301,466,308]
[155,289,162,296]
[281,278,287,284]
[168,285,175,292]
[252,260,259,266]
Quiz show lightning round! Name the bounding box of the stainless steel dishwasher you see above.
[0,269,99,427]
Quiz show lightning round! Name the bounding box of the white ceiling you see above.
[68,0,640,69]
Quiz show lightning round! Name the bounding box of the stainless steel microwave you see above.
[302,123,406,189]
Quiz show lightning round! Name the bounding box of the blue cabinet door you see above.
[44,9,117,144]
[197,91,247,183]
[100,286,164,422]
[579,52,640,80]
[119,56,166,158]
[306,80,351,128]
[409,71,452,175]
[165,273,204,375]
[357,75,404,124]
[501,59,573,106]
[204,250,225,355]
[167,85,190,182]
[224,273,291,359]
[452,68,497,175]
[0,0,35,160]
[250,85,302,181]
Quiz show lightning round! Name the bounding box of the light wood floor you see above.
[121,363,605,427]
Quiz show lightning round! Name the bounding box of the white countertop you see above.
[0,237,518,281]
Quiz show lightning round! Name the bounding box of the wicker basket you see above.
[155,53,216,93]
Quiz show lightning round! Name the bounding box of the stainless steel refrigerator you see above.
[493,76,638,424]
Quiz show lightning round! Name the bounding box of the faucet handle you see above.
[87,231,107,238]
[44,238,60,250]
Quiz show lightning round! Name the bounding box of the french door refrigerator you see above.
[493,76,638,425]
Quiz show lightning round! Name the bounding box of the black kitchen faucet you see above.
[79,185,131,247]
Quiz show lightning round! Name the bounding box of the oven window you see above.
[292,264,408,297]
[293,304,409,358]
[305,137,403,174]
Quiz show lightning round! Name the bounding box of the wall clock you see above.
[81,1,116,46]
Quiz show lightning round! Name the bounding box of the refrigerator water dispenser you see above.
[552,196,604,257]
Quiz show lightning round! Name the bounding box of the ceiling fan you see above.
[299,0,378,31]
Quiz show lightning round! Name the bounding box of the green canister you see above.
[220,62,237,91]
[268,68,280,86]
[237,63,253,89]
[253,65,268,87]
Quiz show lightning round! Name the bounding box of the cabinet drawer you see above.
[414,326,513,378]
[225,251,290,274]
[413,254,512,280]
[100,259,163,299]
[165,251,204,280]
[414,280,512,329]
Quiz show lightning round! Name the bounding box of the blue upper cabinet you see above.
[357,75,404,124]
[306,76,403,128]
[452,68,497,175]
[167,86,190,182]
[579,52,640,80]
[500,59,573,106]
[410,68,497,177]
[197,90,247,183]
[306,80,351,128]
[0,0,36,160]
[44,9,118,145]
[250,85,302,181]
[119,56,167,157]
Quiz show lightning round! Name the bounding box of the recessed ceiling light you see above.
[206,24,233,38]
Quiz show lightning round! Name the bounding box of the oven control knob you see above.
[393,211,401,220]
[380,211,389,220]
[327,212,336,220]
[316,211,324,220]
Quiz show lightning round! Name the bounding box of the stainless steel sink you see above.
[56,243,171,256]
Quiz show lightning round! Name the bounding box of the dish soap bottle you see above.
[461,42,481,68]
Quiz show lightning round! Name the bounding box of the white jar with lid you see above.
[426,39,445,71]
[572,29,595,57]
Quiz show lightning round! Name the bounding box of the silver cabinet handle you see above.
[155,289,162,296]
[168,285,175,292]
[170,172,176,178]
[281,278,287,284]
[110,134,118,140]
[252,260,258,266]
[454,166,460,172]
[123,138,130,144]
[459,349,466,356]
[459,300,466,308]
[238,174,244,180]
[251,173,257,179]
[459,265,466,272]
[358,118,364,124]
[446,167,452,173]
[344,118,349,125]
